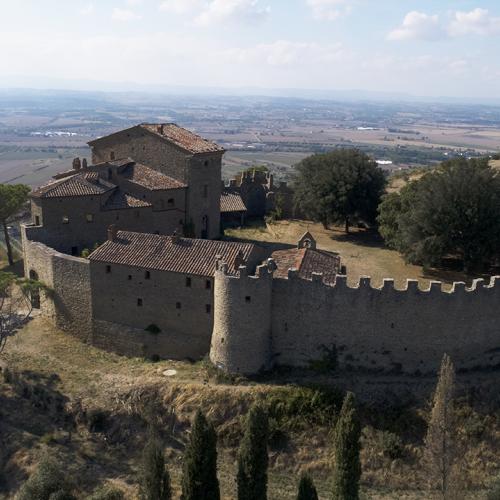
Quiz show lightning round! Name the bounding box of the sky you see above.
[2,0,500,99]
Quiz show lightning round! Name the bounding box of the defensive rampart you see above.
[21,225,92,340]
[211,264,500,375]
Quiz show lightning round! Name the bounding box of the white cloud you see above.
[126,0,143,5]
[448,8,500,37]
[111,8,142,22]
[159,0,203,14]
[79,3,94,16]
[388,11,444,41]
[306,0,351,21]
[195,0,270,26]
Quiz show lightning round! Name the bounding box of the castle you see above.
[21,123,500,376]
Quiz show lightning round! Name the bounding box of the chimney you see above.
[82,158,88,169]
[72,157,81,170]
[107,225,118,242]
[172,230,179,244]
[157,124,164,135]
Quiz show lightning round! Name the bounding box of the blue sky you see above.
[2,0,500,98]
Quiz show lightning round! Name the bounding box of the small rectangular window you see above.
[185,277,192,287]
[145,271,151,280]
[110,151,115,160]
[176,302,181,309]
[137,298,143,307]
[128,275,132,281]
[245,296,251,303]
[167,198,175,207]
[62,215,69,224]
[86,214,94,223]
[35,215,40,225]
[205,304,211,314]
[106,265,111,274]
[206,280,211,290]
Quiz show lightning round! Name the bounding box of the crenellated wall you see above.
[210,266,500,375]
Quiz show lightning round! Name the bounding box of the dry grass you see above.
[1,318,499,499]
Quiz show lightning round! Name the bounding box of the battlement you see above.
[285,269,500,294]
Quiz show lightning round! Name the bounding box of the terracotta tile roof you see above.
[141,123,225,155]
[122,163,186,191]
[89,231,255,277]
[31,172,115,199]
[102,190,152,211]
[271,247,341,284]
[220,191,247,213]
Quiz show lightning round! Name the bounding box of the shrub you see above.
[87,485,125,500]
[378,431,404,459]
[17,456,74,500]
[86,486,125,500]
[264,385,343,430]
[487,477,500,500]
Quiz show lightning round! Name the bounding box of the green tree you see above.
[423,354,463,499]
[181,410,220,500]
[296,473,318,500]
[139,435,171,500]
[237,404,269,500]
[0,183,30,266]
[294,150,386,232]
[378,158,500,271]
[331,392,361,500]
[17,456,75,500]
[1,271,46,353]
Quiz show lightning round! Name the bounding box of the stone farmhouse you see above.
[21,123,500,377]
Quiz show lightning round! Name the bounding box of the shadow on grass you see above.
[0,258,24,277]
[329,227,386,249]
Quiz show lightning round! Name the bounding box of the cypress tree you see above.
[296,473,318,500]
[181,410,220,500]
[237,404,269,500]
[139,435,171,500]
[331,392,361,500]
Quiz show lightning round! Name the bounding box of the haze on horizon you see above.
[2,0,500,101]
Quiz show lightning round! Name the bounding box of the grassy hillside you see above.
[1,317,499,499]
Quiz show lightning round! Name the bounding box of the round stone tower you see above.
[209,259,275,375]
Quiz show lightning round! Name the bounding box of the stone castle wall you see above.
[22,225,92,340]
[211,265,500,375]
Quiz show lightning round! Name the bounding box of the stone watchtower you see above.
[209,259,276,374]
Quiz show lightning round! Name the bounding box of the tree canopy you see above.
[181,410,220,500]
[331,392,361,500]
[237,404,269,500]
[0,183,30,265]
[293,150,386,232]
[377,158,500,271]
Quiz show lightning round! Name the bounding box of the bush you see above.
[145,324,161,334]
[17,456,74,500]
[264,385,343,430]
[378,431,404,459]
[87,485,125,500]
[487,477,500,500]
